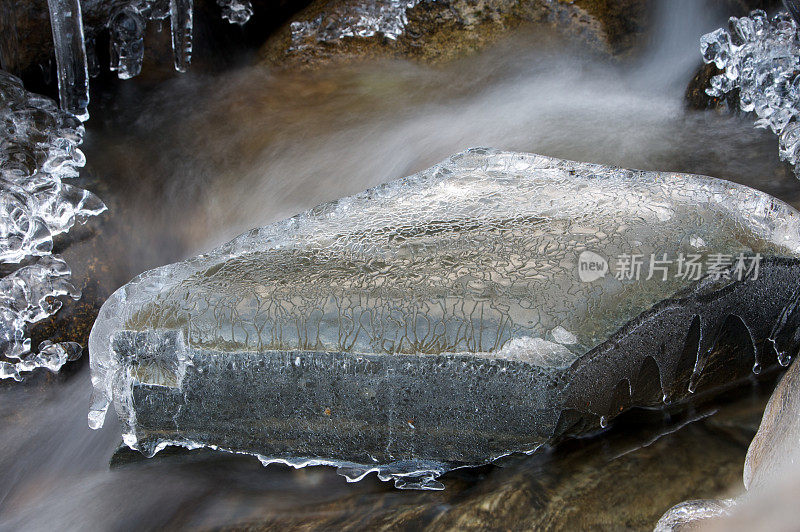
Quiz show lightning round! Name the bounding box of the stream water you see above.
[1,1,797,529]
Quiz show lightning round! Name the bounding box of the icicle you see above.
[46,0,90,121]
[169,0,193,72]
[217,0,253,26]
[109,6,146,80]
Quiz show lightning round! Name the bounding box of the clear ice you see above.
[290,0,423,48]
[0,71,106,379]
[89,149,800,487]
[700,9,800,176]
[109,6,147,80]
[40,0,200,110]
[47,0,90,121]
[654,499,736,532]
[170,0,194,72]
[217,0,253,26]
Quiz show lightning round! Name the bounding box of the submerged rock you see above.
[89,148,800,488]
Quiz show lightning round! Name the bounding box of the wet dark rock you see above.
[107,382,771,530]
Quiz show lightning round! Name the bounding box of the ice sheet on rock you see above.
[0,71,106,379]
[89,149,800,487]
[654,499,736,532]
[290,0,423,48]
[700,10,800,176]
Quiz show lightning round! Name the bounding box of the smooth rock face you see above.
[89,149,800,487]
[743,354,800,490]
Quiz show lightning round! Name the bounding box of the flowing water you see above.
[1,1,797,529]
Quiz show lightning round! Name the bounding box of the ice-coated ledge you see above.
[89,148,800,487]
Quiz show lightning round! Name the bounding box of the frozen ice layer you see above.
[89,149,800,487]
[290,0,422,48]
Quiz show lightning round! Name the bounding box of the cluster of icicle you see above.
[290,0,424,48]
[700,9,800,176]
[45,0,253,119]
[0,71,106,381]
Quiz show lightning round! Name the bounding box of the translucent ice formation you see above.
[654,499,736,532]
[170,0,194,72]
[39,0,203,111]
[290,0,423,48]
[0,71,106,379]
[89,149,800,488]
[109,6,147,80]
[47,0,90,120]
[217,0,253,25]
[700,10,800,176]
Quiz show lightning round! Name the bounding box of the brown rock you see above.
[259,0,651,70]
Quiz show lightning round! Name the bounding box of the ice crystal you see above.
[290,0,423,48]
[217,0,253,26]
[0,71,106,379]
[700,10,800,175]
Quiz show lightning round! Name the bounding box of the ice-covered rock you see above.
[654,499,736,532]
[263,0,647,68]
[89,148,800,488]
[290,0,423,48]
[699,9,800,176]
[0,71,106,379]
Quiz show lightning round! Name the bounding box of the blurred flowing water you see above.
[1,1,797,529]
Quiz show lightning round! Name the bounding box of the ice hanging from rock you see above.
[170,0,194,72]
[217,0,253,25]
[109,6,146,80]
[0,71,106,380]
[290,0,423,48]
[41,0,199,108]
[46,0,90,121]
[700,10,800,176]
